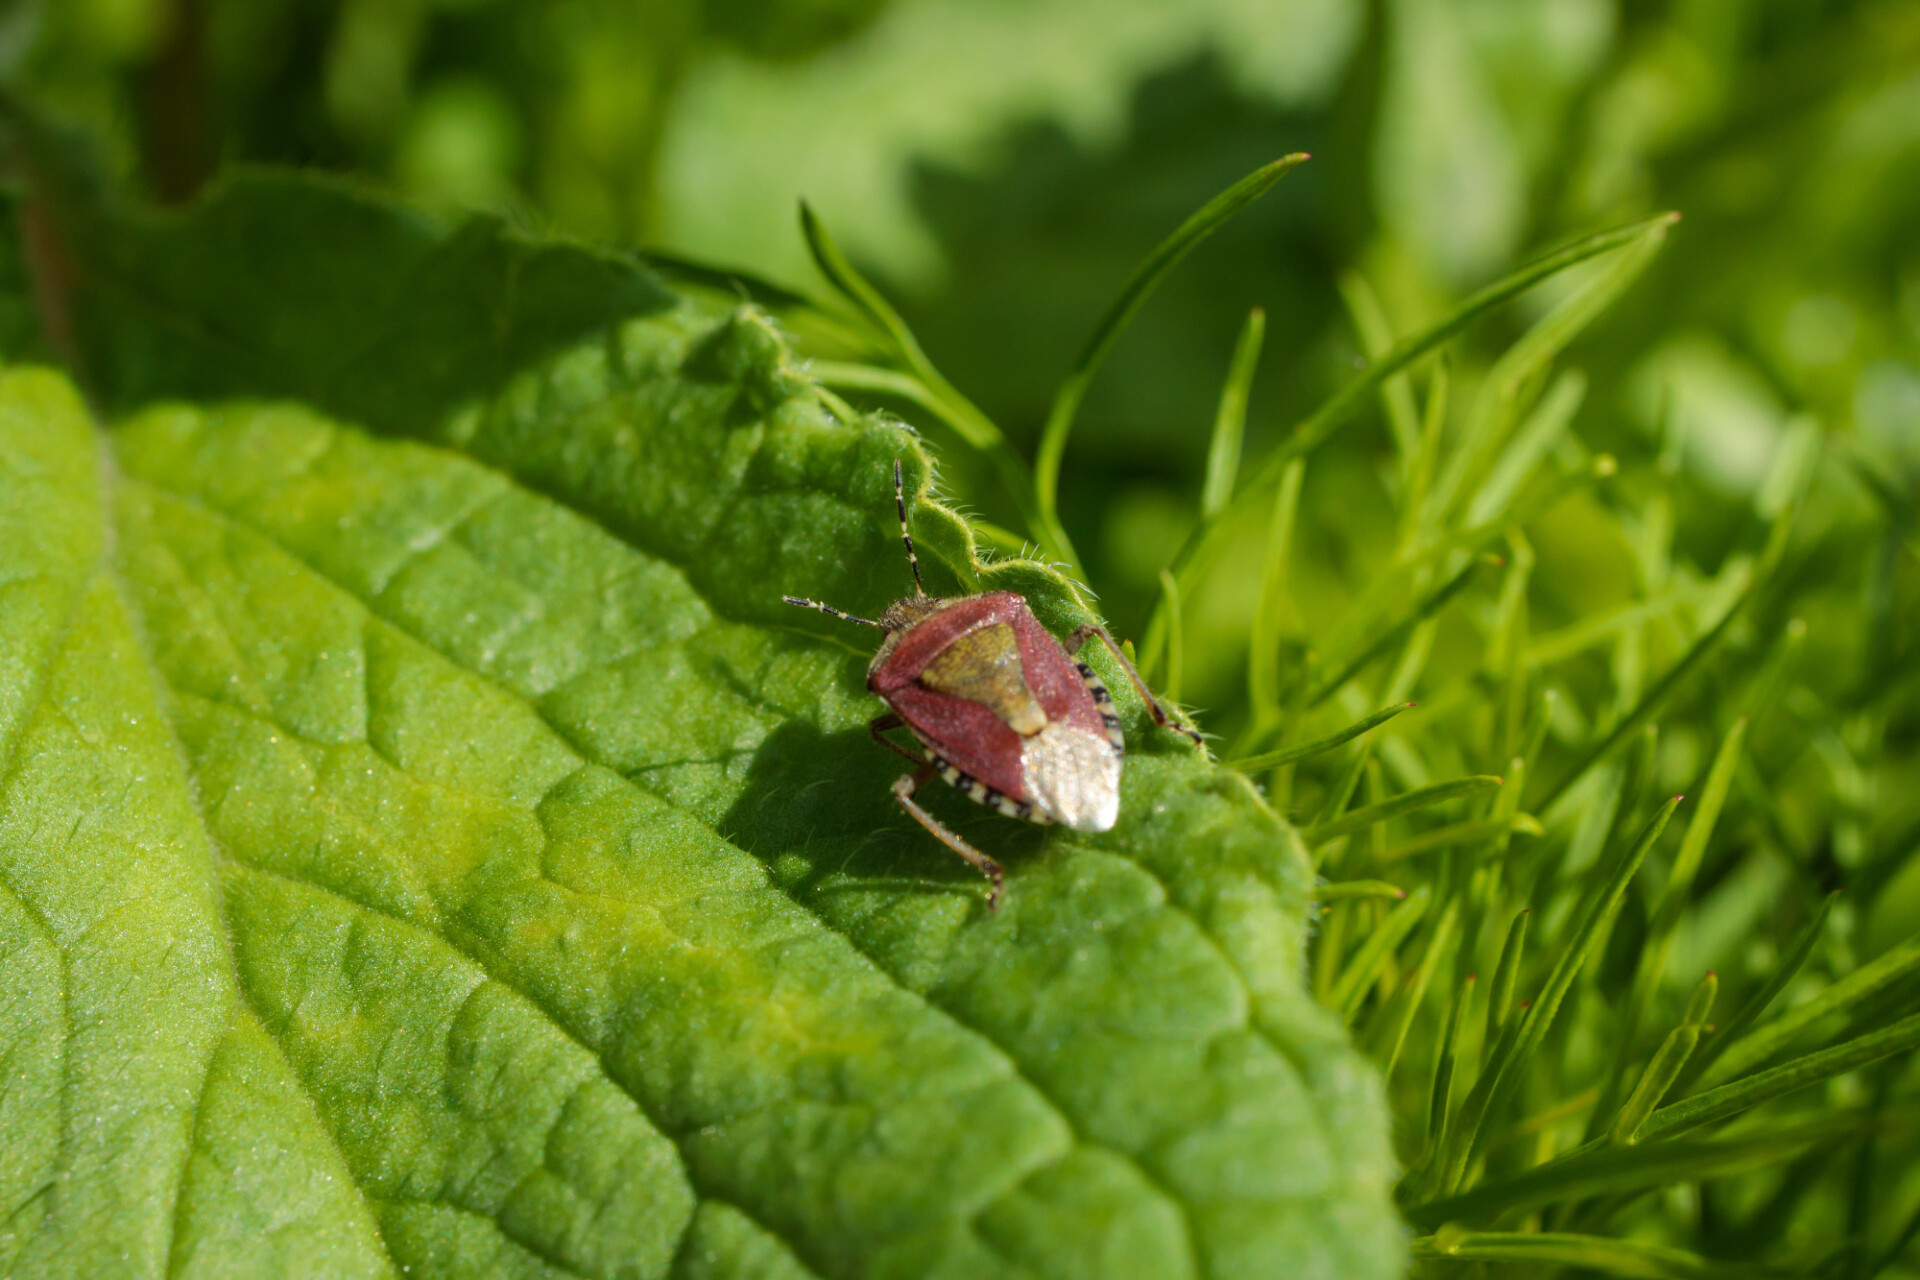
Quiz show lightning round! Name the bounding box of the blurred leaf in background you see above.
[11,0,888,234]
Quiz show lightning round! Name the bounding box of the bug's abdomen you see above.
[1073,660,1127,755]
[928,752,1047,824]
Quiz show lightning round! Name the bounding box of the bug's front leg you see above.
[1067,622,1205,747]
[868,713,926,766]
[891,765,1006,909]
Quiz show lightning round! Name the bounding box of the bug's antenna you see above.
[784,596,882,628]
[894,458,925,596]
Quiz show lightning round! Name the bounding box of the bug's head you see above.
[877,593,945,630]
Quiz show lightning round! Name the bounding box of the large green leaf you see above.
[0,170,1402,1278]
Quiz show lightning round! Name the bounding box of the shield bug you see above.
[784,460,1203,908]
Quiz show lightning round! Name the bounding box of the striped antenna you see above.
[893,458,925,596]
[783,596,881,628]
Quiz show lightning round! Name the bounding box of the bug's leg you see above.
[783,596,883,628]
[1067,622,1205,747]
[868,713,924,766]
[892,765,1006,909]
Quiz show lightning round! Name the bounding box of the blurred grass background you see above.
[11,0,1916,728]
[7,0,1920,1270]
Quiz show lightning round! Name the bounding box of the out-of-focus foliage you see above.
[11,0,885,235]
[22,1,1918,603]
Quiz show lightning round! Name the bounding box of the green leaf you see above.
[15,139,677,435]
[0,172,1403,1278]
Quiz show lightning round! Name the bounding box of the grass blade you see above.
[1308,776,1507,846]
[1399,356,1450,547]
[1438,797,1683,1193]
[1314,730,1378,827]
[1338,271,1422,464]
[1539,588,1751,815]
[1587,719,1749,1142]
[1315,879,1409,903]
[1525,592,1689,669]
[1280,214,1677,498]
[1033,154,1309,548]
[1424,218,1666,529]
[1462,368,1586,528]
[1377,903,1461,1076]
[1330,887,1431,1021]
[1201,307,1265,522]
[1408,1112,1890,1229]
[1488,909,1531,1040]
[1425,973,1478,1165]
[1696,932,1920,1089]
[1306,556,1494,708]
[1163,213,1679,595]
[1609,972,1717,1146]
[809,361,982,436]
[1380,814,1544,862]
[799,203,990,441]
[1414,1228,1774,1279]
[1677,892,1838,1094]
[1642,1012,1920,1142]
[798,204,1061,565]
[1243,458,1307,722]
[1156,569,1184,703]
[1229,701,1413,773]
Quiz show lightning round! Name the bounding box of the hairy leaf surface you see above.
[0,172,1402,1279]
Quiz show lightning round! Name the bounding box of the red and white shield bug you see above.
[785,460,1203,908]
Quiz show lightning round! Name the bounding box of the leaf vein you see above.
[129,436,1373,1275]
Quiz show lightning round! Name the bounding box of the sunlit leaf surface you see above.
[0,174,1401,1279]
